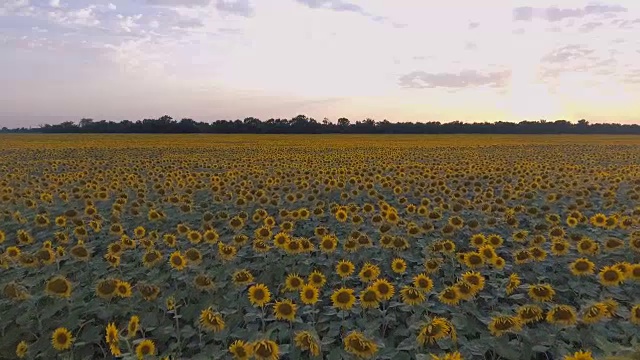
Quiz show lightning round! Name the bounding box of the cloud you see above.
[579,21,603,32]
[398,70,511,89]
[542,44,594,63]
[146,0,212,6]
[108,3,116,10]
[0,0,30,15]
[48,6,100,27]
[49,0,60,8]
[216,0,253,17]
[173,18,204,28]
[295,0,365,14]
[468,22,479,29]
[513,4,627,22]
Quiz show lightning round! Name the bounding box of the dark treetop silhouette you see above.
[2,115,639,134]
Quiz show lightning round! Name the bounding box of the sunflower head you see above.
[51,327,74,351]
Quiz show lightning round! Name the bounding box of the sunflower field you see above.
[1,134,640,360]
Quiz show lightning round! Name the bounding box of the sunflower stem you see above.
[173,308,182,356]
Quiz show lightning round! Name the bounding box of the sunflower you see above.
[187,230,202,244]
[550,239,570,256]
[516,304,544,324]
[590,213,607,227]
[413,273,434,292]
[488,316,522,336]
[528,284,555,302]
[631,237,640,253]
[438,286,460,306]
[273,232,290,248]
[300,284,319,305]
[199,307,225,332]
[51,327,73,351]
[630,264,640,281]
[577,238,599,256]
[108,242,124,256]
[330,287,355,310]
[359,286,380,309]
[17,252,39,268]
[253,339,279,360]
[126,315,140,338]
[461,271,485,292]
[105,322,119,345]
[284,239,301,254]
[142,250,163,267]
[506,273,521,295]
[319,235,338,253]
[134,226,146,238]
[137,283,161,301]
[547,305,578,326]
[601,298,619,317]
[470,234,486,248]
[366,280,393,303]
[5,246,20,259]
[424,258,442,274]
[121,235,136,249]
[36,247,56,265]
[233,269,254,286]
[294,330,321,356]
[169,251,187,270]
[308,270,327,288]
[359,263,381,283]
[569,258,595,276]
[343,331,378,359]
[513,249,532,265]
[45,275,72,298]
[386,257,407,274]
[135,339,156,359]
[478,245,497,261]
[336,260,355,278]
[598,265,624,286]
[564,351,594,360]
[614,262,632,278]
[96,278,118,299]
[417,317,455,345]
[184,248,202,265]
[400,286,427,306]
[218,243,238,261]
[204,229,220,244]
[70,244,91,261]
[281,273,303,292]
[3,282,29,301]
[530,246,548,261]
[248,283,271,307]
[604,237,625,251]
[229,340,253,360]
[631,304,640,325]
[193,274,215,291]
[581,303,608,324]
[163,234,177,248]
[454,281,476,301]
[166,296,176,311]
[16,340,28,359]
[115,280,132,298]
[273,299,297,321]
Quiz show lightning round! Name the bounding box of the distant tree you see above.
[337,118,350,127]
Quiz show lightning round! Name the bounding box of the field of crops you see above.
[1,134,640,360]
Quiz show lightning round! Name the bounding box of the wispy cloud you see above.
[398,70,511,89]
[513,4,627,22]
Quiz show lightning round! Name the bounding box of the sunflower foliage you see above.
[0,134,639,359]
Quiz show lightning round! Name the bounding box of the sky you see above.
[1,0,640,127]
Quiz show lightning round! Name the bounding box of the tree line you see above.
[2,115,640,134]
